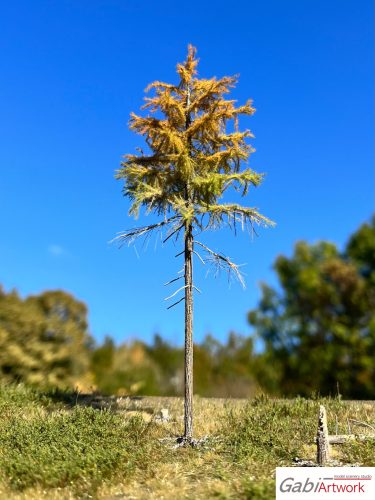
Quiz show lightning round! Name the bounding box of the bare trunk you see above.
[182,80,194,442]
[317,405,330,465]
[184,222,194,441]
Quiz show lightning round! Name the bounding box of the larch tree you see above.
[115,45,274,444]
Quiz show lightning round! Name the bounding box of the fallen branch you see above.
[348,419,375,433]
[315,405,375,465]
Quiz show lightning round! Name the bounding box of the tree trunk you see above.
[184,222,194,441]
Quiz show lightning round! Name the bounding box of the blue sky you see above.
[0,0,373,346]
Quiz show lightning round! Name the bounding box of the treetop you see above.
[115,45,274,286]
[117,45,272,229]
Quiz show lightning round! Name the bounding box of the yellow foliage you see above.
[117,44,274,242]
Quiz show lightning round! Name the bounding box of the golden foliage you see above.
[117,44,273,234]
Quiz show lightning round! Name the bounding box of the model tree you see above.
[116,45,273,444]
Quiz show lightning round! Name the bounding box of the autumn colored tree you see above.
[0,288,91,388]
[116,46,273,443]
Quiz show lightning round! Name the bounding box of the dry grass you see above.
[0,386,374,499]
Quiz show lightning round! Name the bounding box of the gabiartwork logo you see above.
[276,467,375,499]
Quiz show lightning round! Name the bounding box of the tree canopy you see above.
[115,45,273,283]
[249,216,375,398]
[0,288,91,388]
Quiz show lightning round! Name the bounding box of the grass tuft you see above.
[0,385,374,499]
[0,385,158,495]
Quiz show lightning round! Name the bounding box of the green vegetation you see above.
[0,384,157,497]
[0,385,374,499]
[91,332,259,398]
[0,216,374,400]
[222,396,375,499]
[250,216,375,398]
[0,289,91,388]
[0,282,261,397]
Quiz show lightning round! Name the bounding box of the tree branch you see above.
[348,419,375,433]
[164,276,184,286]
[193,250,205,265]
[167,297,185,310]
[163,222,184,244]
[194,240,245,288]
[164,285,188,301]
[111,216,181,247]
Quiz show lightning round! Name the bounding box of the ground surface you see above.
[0,385,374,499]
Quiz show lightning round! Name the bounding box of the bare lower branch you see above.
[111,215,181,247]
[164,276,184,286]
[163,223,184,244]
[167,297,185,309]
[194,240,245,288]
[193,250,205,265]
[164,285,188,301]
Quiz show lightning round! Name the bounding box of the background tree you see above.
[0,284,260,398]
[146,334,184,395]
[89,333,260,398]
[91,336,116,391]
[0,288,92,388]
[116,45,273,442]
[194,333,258,397]
[92,340,161,396]
[249,216,375,398]
[346,215,375,286]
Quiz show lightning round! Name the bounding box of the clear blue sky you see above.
[0,0,373,346]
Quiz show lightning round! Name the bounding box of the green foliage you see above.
[0,383,54,413]
[0,385,374,498]
[241,479,275,500]
[346,215,375,286]
[194,333,257,397]
[0,385,156,495]
[146,334,184,395]
[90,333,259,398]
[0,288,92,388]
[90,339,161,395]
[0,285,259,398]
[342,438,375,466]
[224,397,314,464]
[221,396,375,498]
[90,336,116,391]
[249,216,375,398]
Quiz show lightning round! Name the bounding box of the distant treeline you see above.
[0,216,374,398]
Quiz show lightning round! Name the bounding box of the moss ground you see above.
[0,385,374,499]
